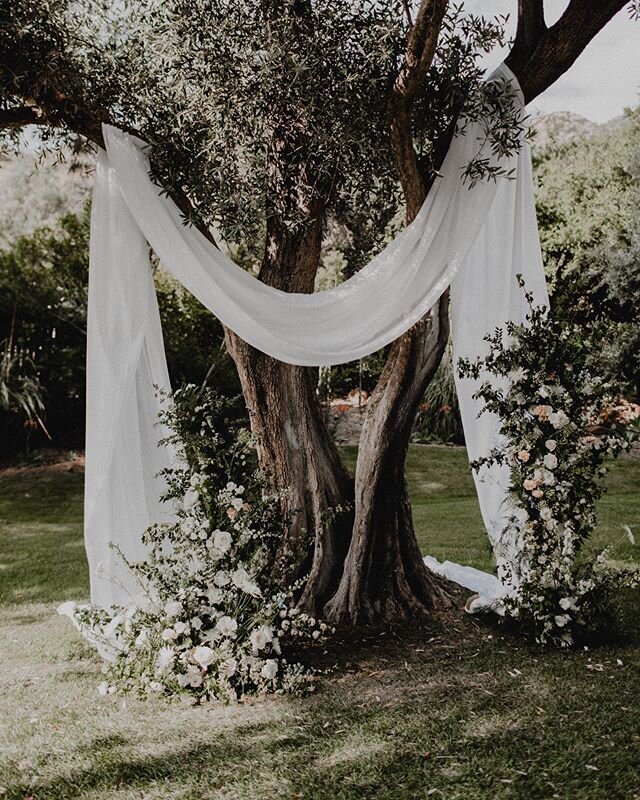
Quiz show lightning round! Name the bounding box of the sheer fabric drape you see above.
[83,63,548,611]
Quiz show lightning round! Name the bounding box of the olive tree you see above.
[0,0,633,624]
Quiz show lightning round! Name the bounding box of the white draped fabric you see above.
[81,63,548,612]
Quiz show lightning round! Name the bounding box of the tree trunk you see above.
[324,293,451,624]
[225,211,353,613]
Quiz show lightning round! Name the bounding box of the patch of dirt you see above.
[0,448,85,479]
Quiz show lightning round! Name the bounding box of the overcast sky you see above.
[464,0,639,122]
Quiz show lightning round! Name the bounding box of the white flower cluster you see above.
[459,289,639,645]
[73,387,333,701]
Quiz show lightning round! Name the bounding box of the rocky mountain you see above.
[529,110,629,151]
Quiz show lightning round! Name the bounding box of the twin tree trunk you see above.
[225,185,451,626]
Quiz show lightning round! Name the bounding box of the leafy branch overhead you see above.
[2,1,627,265]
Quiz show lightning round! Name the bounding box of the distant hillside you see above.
[529,110,630,151]
[0,150,92,248]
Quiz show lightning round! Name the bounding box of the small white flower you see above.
[539,507,553,521]
[183,666,203,688]
[173,621,189,635]
[221,658,237,677]
[559,597,578,611]
[161,628,177,641]
[206,586,223,605]
[543,453,558,470]
[147,681,164,693]
[191,616,203,630]
[545,440,557,452]
[214,570,230,587]
[192,645,216,669]
[554,614,571,628]
[260,659,278,680]
[215,616,238,638]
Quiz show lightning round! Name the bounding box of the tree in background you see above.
[0,0,634,625]
[0,207,240,450]
[535,107,640,398]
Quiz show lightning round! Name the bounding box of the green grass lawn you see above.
[1,448,639,800]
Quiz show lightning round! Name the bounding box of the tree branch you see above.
[387,0,448,222]
[513,0,547,53]
[506,0,629,103]
[0,106,47,127]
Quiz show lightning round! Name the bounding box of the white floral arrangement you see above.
[458,278,640,646]
[71,387,332,701]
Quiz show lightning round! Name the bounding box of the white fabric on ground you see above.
[80,63,548,612]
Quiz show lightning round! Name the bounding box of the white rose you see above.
[543,453,558,470]
[549,410,569,429]
[213,529,233,553]
[559,597,578,611]
[545,440,557,452]
[215,616,238,638]
[164,599,183,618]
[554,614,571,627]
[192,645,216,669]
[191,616,203,630]
[539,507,552,521]
[260,659,278,680]
[173,621,189,635]
[161,627,177,641]
[250,625,274,652]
